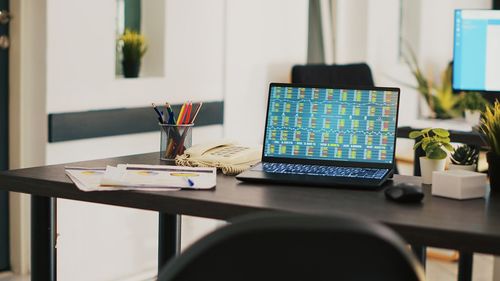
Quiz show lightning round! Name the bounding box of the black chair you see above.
[292,63,375,87]
[158,213,425,281]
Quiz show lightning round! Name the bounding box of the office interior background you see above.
[1,0,499,280]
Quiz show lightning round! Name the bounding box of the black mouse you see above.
[385,183,424,203]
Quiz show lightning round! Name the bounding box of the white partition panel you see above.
[224,0,308,146]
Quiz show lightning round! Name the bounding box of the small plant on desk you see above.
[449,144,479,172]
[409,128,453,184]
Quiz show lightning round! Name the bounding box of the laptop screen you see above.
[262,84,399,165]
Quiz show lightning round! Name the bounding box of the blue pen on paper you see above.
[183,177,195,187]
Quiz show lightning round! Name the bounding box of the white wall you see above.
[45,0,225,280]
[224,0,309,146]
[41,0,308,280]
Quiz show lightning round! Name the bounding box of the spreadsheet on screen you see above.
[263,86,399,164]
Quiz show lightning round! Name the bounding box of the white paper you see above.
[65,165,216,192]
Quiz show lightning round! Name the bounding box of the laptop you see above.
[236,83,400,188]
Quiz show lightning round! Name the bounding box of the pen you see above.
[183,177,195,187]
[152,103,165,123]
[165,102,176,124]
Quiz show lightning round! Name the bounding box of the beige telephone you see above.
[175,140,261,175]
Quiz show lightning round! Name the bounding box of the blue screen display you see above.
[453,10,500,91]
[263,85,399,164]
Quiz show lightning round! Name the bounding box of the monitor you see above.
[262,84,400,165]
[453,9,500,92]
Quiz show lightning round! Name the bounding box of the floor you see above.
[0,254,495,281]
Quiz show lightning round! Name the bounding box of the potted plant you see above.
[460,92,489,127]
[481,101,500,191]
[410,128,453,184]
[449,144,479,171]
[118,29,147,78]
[404,47,461,119]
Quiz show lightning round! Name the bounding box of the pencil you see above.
[190,102,203,124]
[176,103,186,125]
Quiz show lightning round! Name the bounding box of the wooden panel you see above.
[48,101,224,142]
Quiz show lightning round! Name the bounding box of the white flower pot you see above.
[419,157,446,184]
[465,110,481,127]
[448,163,476,172]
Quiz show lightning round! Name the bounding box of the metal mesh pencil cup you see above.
[159,123,193,161]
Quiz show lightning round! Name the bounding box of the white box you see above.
[432,170,487,200]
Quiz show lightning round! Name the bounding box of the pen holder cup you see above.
[159,123,194,161]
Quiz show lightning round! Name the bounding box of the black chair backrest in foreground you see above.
[158,213,425,281]
[292,63,375,87]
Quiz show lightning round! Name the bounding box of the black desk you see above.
[1,153,499,281]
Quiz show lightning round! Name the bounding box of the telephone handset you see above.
[175,140,261,175]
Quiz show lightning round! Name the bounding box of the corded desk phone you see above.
[175,140,261,175]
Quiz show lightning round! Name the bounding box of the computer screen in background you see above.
[263,85,399,164]
[453,9,500,92]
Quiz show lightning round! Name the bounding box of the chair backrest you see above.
[292,63,375,87]
[158,213,425,281]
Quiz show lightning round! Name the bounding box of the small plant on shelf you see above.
[403,46,461,119]
[118,29,148,78]
[409,128,453,184]
[460,92,489,126]
[461,92,489,112]
[449,144,479,171]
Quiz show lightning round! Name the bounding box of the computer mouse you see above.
[384,183,424,203]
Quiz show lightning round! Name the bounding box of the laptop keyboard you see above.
[257,163,388,179]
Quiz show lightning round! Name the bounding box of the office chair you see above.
[291,63,375,87]
[158,213,425,281]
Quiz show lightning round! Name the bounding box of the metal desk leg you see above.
[411,141,427,270]
[412,245,426,269]
[413,144,425,177]
[158,213,181,273]
[458,252,473,281]
[31,196,57,281]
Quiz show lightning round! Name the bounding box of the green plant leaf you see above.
[421,138,431,150]
[434,136,451,143]
[421,128,431,134]
[413,140,423,150]
[443,143,454,151]
[425,142,440,152]
[409,131,423,139]
[427,147,447,160]
[432,128,450,137]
